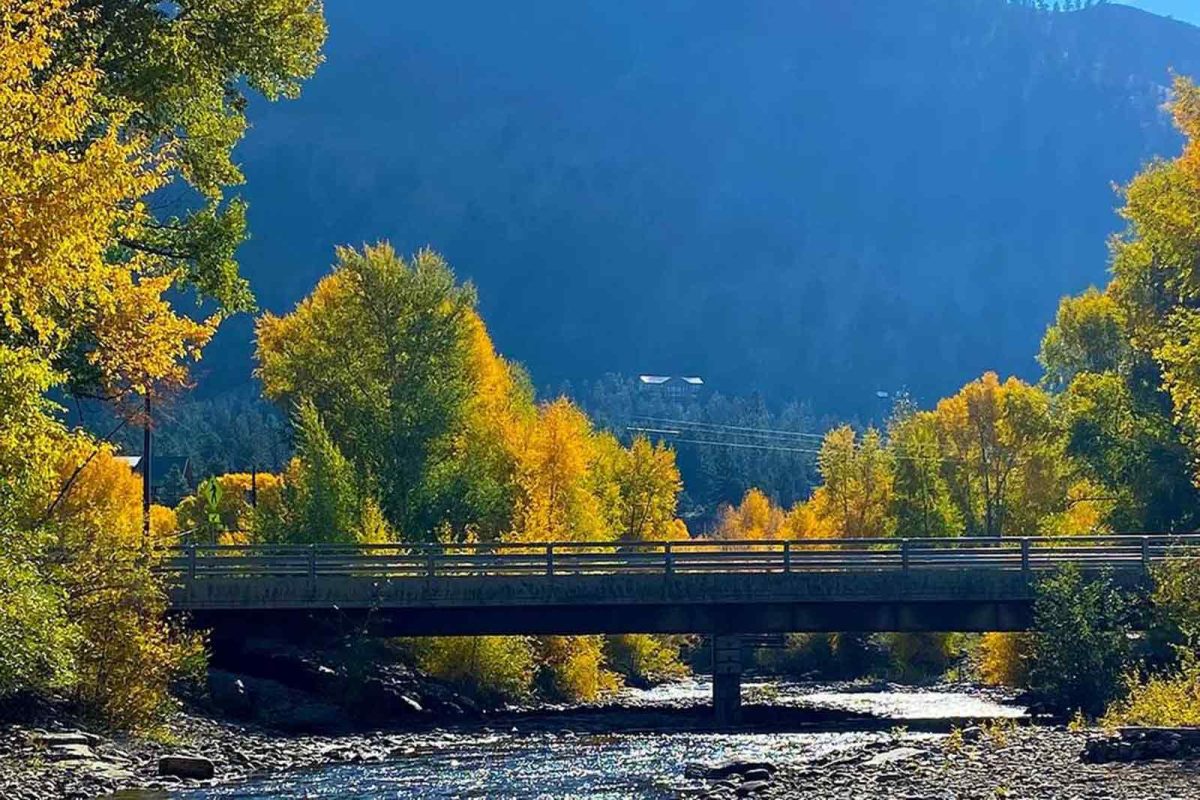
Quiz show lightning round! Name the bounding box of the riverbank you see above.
[741,727,1200,799]
[3,683,1196,799]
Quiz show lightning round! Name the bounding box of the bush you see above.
[406,636,535,704]
[603,634,688,687]
[533,636,619,702]
[1028,565,1131,715]
[1103,653,1200,727]
[977,632,1032,687]
[756,633,882,679]
[877,632,961,680]
[50,449,206,729]
[0,558,77,699]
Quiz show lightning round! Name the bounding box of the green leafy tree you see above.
[258,244,478,537]
[1028,565,1131,715]
[288,400,362,544]
[889,408,961,537]
[1038,288,1129,391]
[62,0,327,313]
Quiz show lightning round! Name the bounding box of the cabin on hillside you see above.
[116,454,194,506]
[638,374,705,401]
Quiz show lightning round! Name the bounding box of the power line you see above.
[629,415,954,459]
[626,424,961,463]
[625,430,822,456]
[631,415,828,441]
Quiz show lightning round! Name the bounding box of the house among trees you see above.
[116,454,195,506]
[638,375,705,401]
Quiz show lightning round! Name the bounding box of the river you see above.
[167,681,1024,799]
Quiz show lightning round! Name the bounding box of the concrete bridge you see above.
[159,535,1197,724]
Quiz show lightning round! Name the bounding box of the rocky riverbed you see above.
[5,685,1200,799]
[743,727,1200,800]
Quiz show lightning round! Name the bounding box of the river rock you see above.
[866,746,924,766]
[45,743,96,761]
[741,768,772,783]
[736,780,772,796]
[960,726,983,743]
[697,759,777,780]
[159,754,215,780]
[31,731,98,748]
[1082,728,1200,764]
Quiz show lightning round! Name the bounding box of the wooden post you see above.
[1021,538,1031,579]
[783,540,792,574]
[546,544,555,576]
[1142,536,1151,572]
[664,542,674,575]
[900,538,910,574]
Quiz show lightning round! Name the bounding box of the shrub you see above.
[977,632,1033,687]
[534,636,619,702]
[0,557,77,699]
[756,632,883,679]
[877,632,960,680]
[406,636,535,704]
[603,634,688,687]
[1028,565,1131,715]
[1103,653,1200,727]
[50,449,206,729]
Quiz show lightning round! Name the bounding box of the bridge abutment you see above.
[712,634,742,726]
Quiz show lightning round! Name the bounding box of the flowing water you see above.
[168,681,1022,800]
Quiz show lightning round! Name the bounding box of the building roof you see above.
[638,375,704,386]
[119,454,192,480]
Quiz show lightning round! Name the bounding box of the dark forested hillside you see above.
[1123,0,1200,25]
[206,0,1200,416]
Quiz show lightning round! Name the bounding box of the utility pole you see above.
[142,390,152,549]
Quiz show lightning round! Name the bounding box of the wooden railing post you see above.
[546,544,555,576]
[308,544,317,580]
[900,538,910,574]
[426,545,436,578]
[1142,536,1151,572]
[783,540,792,574]
[1021,538,1031,579]
[664,542,674,575]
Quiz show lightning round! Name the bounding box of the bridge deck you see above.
[160,535,1197,635]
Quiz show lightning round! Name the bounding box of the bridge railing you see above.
[155,534,1200,583]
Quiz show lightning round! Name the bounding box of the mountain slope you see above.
[1121,1,1200,26]
[208,0,1200,415]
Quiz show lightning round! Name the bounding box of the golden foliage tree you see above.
[713,488,787,539]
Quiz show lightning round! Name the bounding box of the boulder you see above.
[31,732,96,748]
[44,744,96,761]
[158,755,215,780]
[959,726,983,743]
[735,780,771,796]
[866,746,924,766]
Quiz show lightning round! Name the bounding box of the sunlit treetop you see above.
[65,0,328,313]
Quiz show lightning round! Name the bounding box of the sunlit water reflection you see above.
[171,683,1020,800]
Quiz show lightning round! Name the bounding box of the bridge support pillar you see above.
[712,634,742,726]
